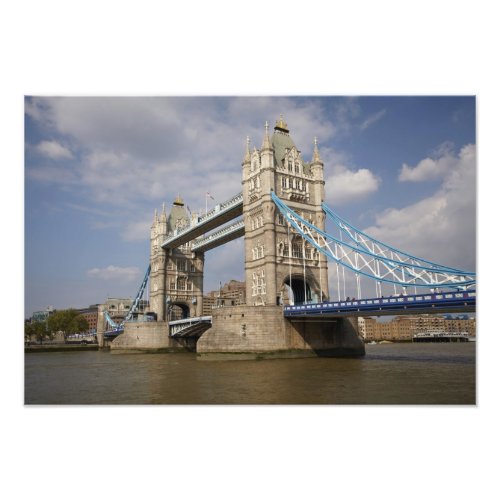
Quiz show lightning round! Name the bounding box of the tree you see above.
[47,309,89,339]
[25,321,50,344]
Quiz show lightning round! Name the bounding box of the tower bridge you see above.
[97,116,476,358]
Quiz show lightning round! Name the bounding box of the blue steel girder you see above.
[271,191,475,290]
[124,265,151,322]
[321,203,466,274]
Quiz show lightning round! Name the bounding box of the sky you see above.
[24,96,476,316]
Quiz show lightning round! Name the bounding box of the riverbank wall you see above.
[25,344,99,353]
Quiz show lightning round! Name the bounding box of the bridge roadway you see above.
[105,291,476,338]
[162,192,243,250]
[284,290,476,318]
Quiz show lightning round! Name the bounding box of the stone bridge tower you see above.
[242,117,329,306]
[150,197,204,321]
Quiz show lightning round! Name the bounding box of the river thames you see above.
[24,342,475,404]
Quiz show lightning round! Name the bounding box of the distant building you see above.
[203,280,246,315]
[75,304,99,334]
[358,314,476,342]
[104,297,134,322]
[31,306,55,323]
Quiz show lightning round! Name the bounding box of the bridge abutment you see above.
[109,322,195,353]
[197,305,365,360]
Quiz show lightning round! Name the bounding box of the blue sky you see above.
[24,96,476,316]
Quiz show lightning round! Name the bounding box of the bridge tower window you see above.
[292,242,303,258]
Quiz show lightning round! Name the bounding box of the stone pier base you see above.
[109,322,195,353]
[197,305,365,360]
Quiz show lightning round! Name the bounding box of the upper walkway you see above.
[162,192,243,250]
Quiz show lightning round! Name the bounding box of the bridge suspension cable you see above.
[271,192,476,291]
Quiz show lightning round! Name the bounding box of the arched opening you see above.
[283,275,312,305]
[168,302,190,321]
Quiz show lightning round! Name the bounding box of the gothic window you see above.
[167,260,173,270]
[190,263,196,272]
[305,245,312,260]
[251,218,255,231]
[259,215,263,227]
[295,163,300,174]
[170,280,176,290]
[292,242,303,258]
[278,241,284,256]
[284,243,290,256]
[177,259,186,272]
[281,176,287,189]
[288,160,293,172]
[278,213,284,225]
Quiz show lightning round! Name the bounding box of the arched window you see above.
[177,276,187,291]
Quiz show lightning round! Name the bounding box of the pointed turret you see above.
[261,120,272,151]
[311,136,323,165]
[242,136,251,165]
[160,202,167,222]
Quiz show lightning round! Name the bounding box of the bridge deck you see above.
[284,291,476,318]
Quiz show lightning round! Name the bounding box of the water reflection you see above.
[25,343,475,405]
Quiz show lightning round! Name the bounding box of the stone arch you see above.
[283,274,312,305]
[168,302,190,321]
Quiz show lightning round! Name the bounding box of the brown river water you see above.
[24,342,475,404]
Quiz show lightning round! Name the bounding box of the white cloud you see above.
[360,109,386,130]
[35,140,73,159]
[326,168,380,205]
[398,141,459,182]
[323,147,380,205]
[87,265,141,282]
[364,143,476,271]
